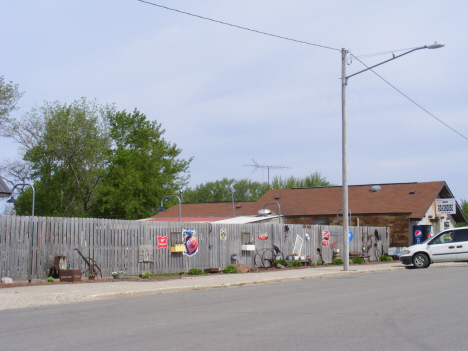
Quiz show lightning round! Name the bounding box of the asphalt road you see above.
[1,266,467,351]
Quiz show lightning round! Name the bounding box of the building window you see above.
[314,218,330,225]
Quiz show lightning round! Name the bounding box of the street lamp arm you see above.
[346,43,444,81]
[263,202,281,224]
[160,195,182,222]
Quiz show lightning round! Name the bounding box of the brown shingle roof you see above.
[152,181,466,222]
[256,181,447,218]
[0,176,11,198]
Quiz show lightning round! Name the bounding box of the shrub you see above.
[323,263,329,266]
[292,260,302,267]
[332,258,344,265]
[187,268,204,275]
[141,271,152,279]
[223,265,237,274]
[352,257,364,264]
[286,262,293,267]
[273,259,288,266]
[379,255,392,262]
[46,276,54,283]
[310,262,317,266]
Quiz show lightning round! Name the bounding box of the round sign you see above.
[348,230,353,243]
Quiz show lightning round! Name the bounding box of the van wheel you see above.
[413,253,429,268]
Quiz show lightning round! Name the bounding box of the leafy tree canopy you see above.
[183,172,333,203]
[0,76,23,128]
[4,101,192,219]
[457,199,468,227]
[92,109,192,219]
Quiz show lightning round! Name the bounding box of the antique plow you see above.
[74,248,102,280]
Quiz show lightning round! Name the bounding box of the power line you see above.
[355,46,420,58]
[350,54,468,141]
[136,0,340,51]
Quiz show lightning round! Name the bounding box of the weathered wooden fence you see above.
[0,215,388,281]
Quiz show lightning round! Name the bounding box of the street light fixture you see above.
[229,185,235,217]
[160,194,182,222]
[341,42,444,271]
[7,183,35,217]
[260,202,281,224]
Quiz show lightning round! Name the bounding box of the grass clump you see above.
[310,262,317,266]
[291,260,302,267]
[352,257,364,264]
[187,268,204,275]
[141,271,152,279]
[379,255,392,262]
[332,258,344,265]
[223,265,237,274]
[273,259,288,266]
[46,276,54,283]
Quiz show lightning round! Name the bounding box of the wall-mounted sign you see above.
[348,230,353,243]
[138,245,153,262]
[183,229,198,257]
[157,236,168,249]
[435,199,456,214]
[293,234,303,255]
[258,233,268,240]
[220,228,227,240]
[322,230,330,247]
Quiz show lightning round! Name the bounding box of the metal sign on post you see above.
[435,199,456,214]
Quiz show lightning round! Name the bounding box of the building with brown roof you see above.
[151,181,466,247]
[0,176,12,198]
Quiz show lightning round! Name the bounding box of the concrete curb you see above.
[1,262,466,311]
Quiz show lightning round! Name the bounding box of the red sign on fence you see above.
[157,236,168,249]
[322,230,330,247]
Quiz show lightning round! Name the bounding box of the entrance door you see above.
[428,231,457,262]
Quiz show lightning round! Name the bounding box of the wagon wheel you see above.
[273,245,284,262]
[87,257,102,280]
[254,249,267,267]
[261,249,276,268]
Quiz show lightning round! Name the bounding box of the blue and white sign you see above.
[348,230,353,243]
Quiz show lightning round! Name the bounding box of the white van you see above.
[399,226,468,268]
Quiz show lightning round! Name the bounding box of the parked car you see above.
[399,226,468,268]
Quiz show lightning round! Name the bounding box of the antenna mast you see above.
[244,159,291,189]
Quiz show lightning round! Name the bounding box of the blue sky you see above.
[1,0,467,209]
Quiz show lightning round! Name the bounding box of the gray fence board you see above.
[0,215,388,280]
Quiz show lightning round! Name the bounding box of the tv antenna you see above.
[244,159,291,188]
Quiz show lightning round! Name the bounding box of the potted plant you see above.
[241,242,255,251]
[288,252,299,261]
[112,271,126,279]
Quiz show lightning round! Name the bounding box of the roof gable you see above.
[0,176,11,198]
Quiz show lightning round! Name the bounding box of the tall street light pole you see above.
[341,42,444,271]
[159,194,182,222]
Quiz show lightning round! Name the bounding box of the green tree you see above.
[457,199,468,227]
[9,98,113,217]
[92,109,192,219]
[183,172,333,203]
[270,172,333,189]
[183,178,268,203]
[0,76,23,128]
